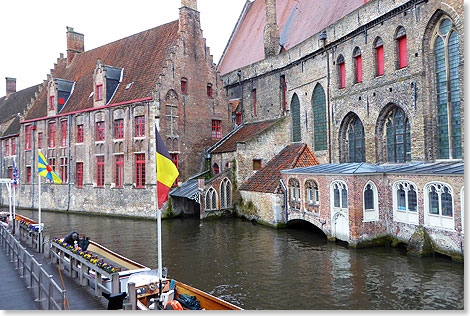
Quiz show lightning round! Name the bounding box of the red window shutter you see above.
[356,55,362,83]
[61,120,67,147]
[135,154,146,188]
[59,98,65,105]
[340,63,346,89]
[97,156,104,187]
[77,125,83,143]
[27,167,31,184]
[50,96,55,110]
[398,36,408,68]
[11,139,15,155]
[96,85,103,101]
[115,155,124,187]
[76,162,83,187]
[376,45,384,76]
[4,140,9,157]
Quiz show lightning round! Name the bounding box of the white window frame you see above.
[205,187,218,211]
[392,180,419,225]
[424,181,454,231]
[330,180,349,241]
[363,181,379,222]
[219,178,232,209]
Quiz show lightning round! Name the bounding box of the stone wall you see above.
[238,190,283,226]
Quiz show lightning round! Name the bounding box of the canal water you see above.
[18,209,463,310]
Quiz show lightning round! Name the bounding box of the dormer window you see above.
[207,84,213,98]
[96,85,103,101]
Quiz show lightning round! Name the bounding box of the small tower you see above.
[264,0,280,58]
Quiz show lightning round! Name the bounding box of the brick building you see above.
[5,0,232,217]
[205,0,464,257]
[0,78,40,203]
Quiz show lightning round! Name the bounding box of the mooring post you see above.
[128,282,136,310]
[111,273,120,294]
[95,272,102,297]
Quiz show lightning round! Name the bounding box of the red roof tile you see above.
[24,21,180,120]
[218,0,364,75]
[211,119,280,154]
[240,143,319,193]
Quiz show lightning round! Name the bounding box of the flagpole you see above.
[38,174,41,231]
[155,122,163,306]
[13,157,16,235]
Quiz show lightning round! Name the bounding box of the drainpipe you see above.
[279,179,288,223]
[320,30,332,164]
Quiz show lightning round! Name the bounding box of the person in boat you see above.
[63,231,80,248]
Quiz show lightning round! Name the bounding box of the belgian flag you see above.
[156,126,179,209]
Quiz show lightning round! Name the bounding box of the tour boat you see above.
[51,236,241,310]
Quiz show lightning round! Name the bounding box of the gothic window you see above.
[205,187,218,211]
[424,182,454,230]
[291,94,301,142]
[363,181,379,222]
[220,178,232,209]
[166,105,178,138]
[289,178,301,209]
[385,107,411,163]
[341,114,365,163]
[312,84,327,151]
[305,181,319,206]
[433,18,462,159]
[331,181,348,210]
[393,181,418,224]
[374,37,384,76]
[353,47,362,83]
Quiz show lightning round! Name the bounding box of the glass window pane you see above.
[429,189,439,215]
[398,186,406,210]
[408,188,417,212]
[334,187,340,208]
[439,19,452,34]
[364,185,374,210]
[312,85,327,151]
[341,188,348,208]
[442,191,453,216]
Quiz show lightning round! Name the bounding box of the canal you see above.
[19,209,464,310]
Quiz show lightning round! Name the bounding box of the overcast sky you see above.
[0,0,248,96]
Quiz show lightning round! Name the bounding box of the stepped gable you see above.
[218,0,364,75]
[240,143,319,193]
[24,20,180,121]
[211,119,279,154]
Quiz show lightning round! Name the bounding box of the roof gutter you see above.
[0,133,19,140]
[20,97,152,124]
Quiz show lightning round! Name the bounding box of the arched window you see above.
[289,178,301,209]
[305,181,319,206]
[291,94,301,142]
[213,163,220,175]
[220,178,232,209]
[363,181,379,222]
[337,55,346,89]
[396,26,408,69]
[392,181,418,225]
[385,107,411,163]
[424,182,454,230]
[340,114,365,163]
[331,181,348,209]
[433,18,462,159]
[312,84,327,151]
[374,37,384,76]
[205,187,218,211]
[353,47,362,83]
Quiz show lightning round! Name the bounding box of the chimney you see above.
[264,0,280,58]
[181,0,197,10]
[5,77,16,97]
[66,26,84,66]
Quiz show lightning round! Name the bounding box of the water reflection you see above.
[17,210,464,310]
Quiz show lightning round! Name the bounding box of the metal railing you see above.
[0,225,66,310]
[50,242,121,298]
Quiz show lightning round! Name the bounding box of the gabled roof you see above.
[170,179,199,199]
[240,143,319,193]
[281,161,464,176]
[0,85,40,123]
[0,84,40,137]
[210,119,280,154]
[218,0,364,75]
[24,20,180,121]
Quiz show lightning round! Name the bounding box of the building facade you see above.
[5,0,232,217]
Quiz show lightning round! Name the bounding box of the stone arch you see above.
[205,187,218,211]
[339,112,365,163]
[165,89,179,101]
[375,103,412,163]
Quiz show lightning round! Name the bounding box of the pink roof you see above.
[218,0,364,75]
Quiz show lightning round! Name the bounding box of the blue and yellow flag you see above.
[38,152,62,184]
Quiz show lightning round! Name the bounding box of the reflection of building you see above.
[197,0,464,259]
[5,0,232,216]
